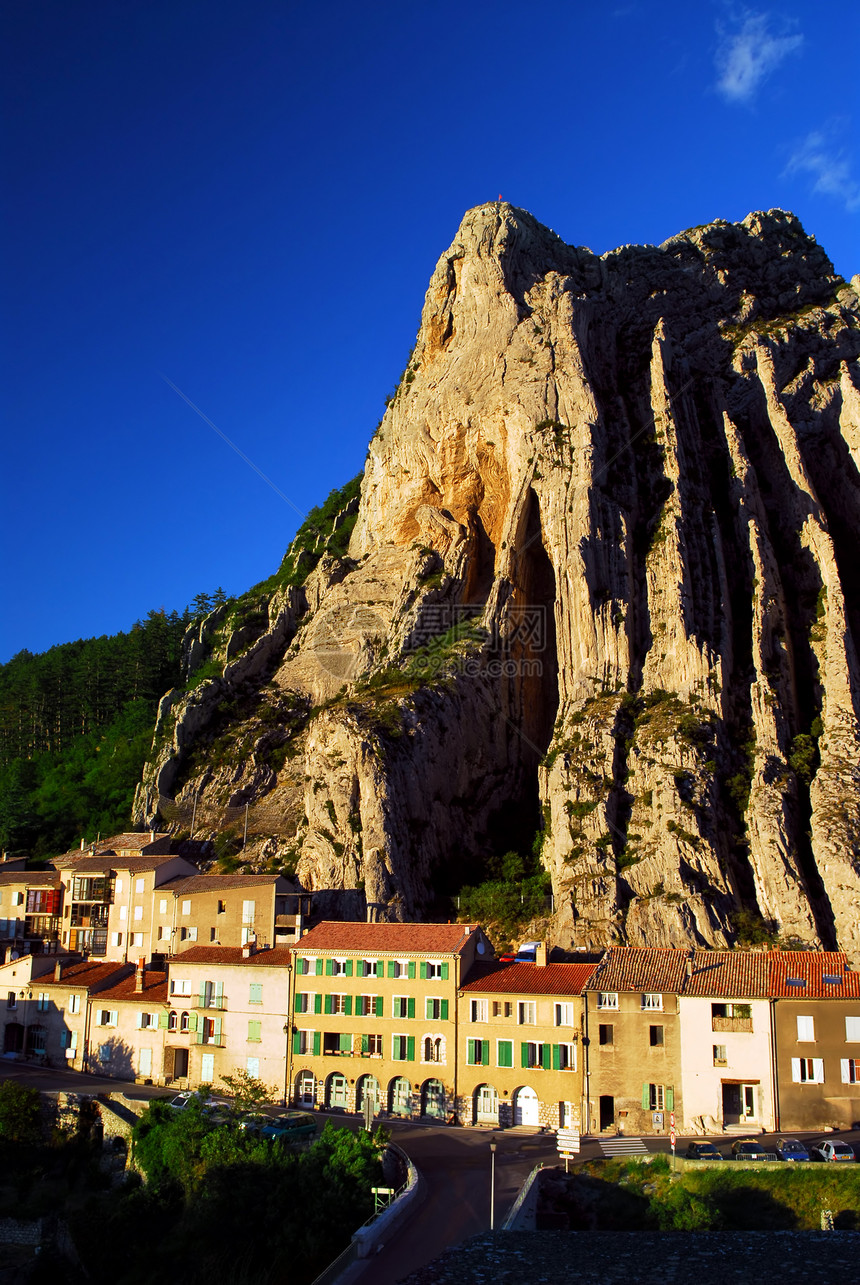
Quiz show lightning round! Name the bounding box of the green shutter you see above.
[214,1018,222,1041]
[345,960,353,977]
[407,997,415,1020]
[197,1024,205,1045]
[407,1036,415,1062]
[374,995,383,1017]
[325,959,333,976]
[248,1021,260,1042]
[552,1044,561,1071]
[158,1011,169,1029]
[293,1031,302,1055]
[420,962,428,979]
[316,959,323,976]
[324,995,332,1015]
[340,1033,351,1052]
[441,999,449,1021]
[642,1083,650,1110]
[542,1043,552,1070]
[425,998,433,1019]
[361,1033,369,1053]
[344,996,353,1016]
[441,962,449,980]
[498,1040,512,1069]
[388,961,396,978]
[314,993,322,1014]
[313,1031,321,1056]
[187,1013,198,1032]
[665,1086,674,1111]
[408,962,416,980]
[521,1043,529,1069]
[468,1039,475,1065]
[199,985,207,1007]
[215,981,223,1007]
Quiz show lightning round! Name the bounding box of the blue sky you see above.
[2,0,858,661]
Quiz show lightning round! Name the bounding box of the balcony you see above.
[712,1016,752,1033]
[193,995,227,1011]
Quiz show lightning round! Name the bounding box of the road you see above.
[4,1062,860,1284]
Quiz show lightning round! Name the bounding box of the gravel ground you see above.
[400,1230,860,1283]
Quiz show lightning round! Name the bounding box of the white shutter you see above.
[791,1057,802,1082]
[813,1058,825,1084]
[846,1016,860,1042]
[842,1059,852,1084]
[796,1015,814,1041]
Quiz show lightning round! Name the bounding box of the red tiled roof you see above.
[461,961,598,996]
[0,871,60,886]
[98,832,171,851]
[94,971,169,1003]
[40,961,132,990]
[584,947,691,994]
[162,873,289,893]
[171,946,294,968]
[57,854,181,873]
[684,951,770,998]
[294,921,482,955]
[767,951,860,999]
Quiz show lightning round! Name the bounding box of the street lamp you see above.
[282,1023,290,1107]
[489,1141,497,1231]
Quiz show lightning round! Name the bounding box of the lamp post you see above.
[282,1022,290,1107]
[489,1141,497,1231]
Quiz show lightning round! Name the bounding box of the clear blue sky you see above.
[2,0,857,661]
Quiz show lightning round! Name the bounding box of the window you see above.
[119,906,127,921]
[115,880,123,895]
[249,983,263,1005]
[361,959,380,977]
[649,1025,664,1047]
[425,997,448,1021]
[470,998,488,1023]
[392,1034,415,1061]
[424,961,442,979]
[357,994,381,1017]
[159,898,168,913]
[131,933,144,947]
[492,1001,513,1018]
[392,996,414,1019]
[135,878,145,894]
[598,1024,614,1046]
[331,994,347,1016]
[649,1083,665,1110]
[98,1044,111,1063]
[518,1001,537,1025]
[6,993,16,1011]
[138,1013,157,1030]
[467,1039,489,1066]
[171,979,192,996]
[158,926,170,940]
[791,1058,824,1084]
[713,1044,727,1065]
[555,1002,574,1027]
[423,1036,443,1063]
[246,1056,260,1078]
[68,994,80,1015]
[295,993,309,1014]
[61,1030,78,1054]
[133,905,143,922]
[36,993,49,1012]
[796,1015,815,1042]
[642,993,663,1011]
[11,891,24,907]
[185,927,198,942]
[522,1041,550,1069]
[294,1029,316,1055]
[556,1043,576,1071]
[366,1034,382,1056]
[597,993,618,1010]
[329,958,345,977]
[388,959,411,979]
[111,933,123,947]
[180,1012,189,1033]
[210,928,216,941]
[248,1020,262,1043]
[181,900,191,915]
[846,1016,860,1042]
[168,1011,177,1031]
[497,1039,513,1068]
[98,1010,118,1027]
[841,1059,860,1084]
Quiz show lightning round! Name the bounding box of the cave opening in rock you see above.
[511,488,560,761]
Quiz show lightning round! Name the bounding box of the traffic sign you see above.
[670,1112,675,1128]
[557,1128,580,1153]
[669,1128,676,1148]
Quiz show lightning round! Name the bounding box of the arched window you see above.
[421,1034,445,1064]
[168,1010,177,1032]
[180,1011,189,1033]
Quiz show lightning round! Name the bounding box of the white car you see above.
[811,1140,855,1162]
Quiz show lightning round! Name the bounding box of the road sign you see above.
[557,1128,580,1153]
[670,1128,676,1148]
[670,1111,675,1128]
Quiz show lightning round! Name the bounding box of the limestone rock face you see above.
[136,203,860,954]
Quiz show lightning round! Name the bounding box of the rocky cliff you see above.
[134,202,860,956]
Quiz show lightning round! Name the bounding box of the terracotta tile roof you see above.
[162,873,289,893]
[97,832,171,851]
[94,970,169,1003]
[294,921,483,955]
[40,961,132,990]
[0,871,60,886]
[57,854,181,873]
[461,961,598,996]
[170,946,294,968]
[684,951,770,998]
[767,951,860,999]
[584,947,690,994]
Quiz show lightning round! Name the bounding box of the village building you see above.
[679,951,775,1133]
[288,921,493,1119]
[458,948,596,1129]
[0,952,131,1064]
[150,873,307,960]
[583,948,687,1135]
[769,950,860,1131]
[0,869,63,961]
[81,960,170,1080]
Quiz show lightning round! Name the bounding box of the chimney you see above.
[242,939,255,959]
[535,942,547,968]
[685,949,694,980]
[134,958,146,993]
[150,829,156,843]
[80,838,85,851]
[54,959,64,982]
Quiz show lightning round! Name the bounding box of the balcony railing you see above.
[193,996,227,1010]
[712,1016,753,1033]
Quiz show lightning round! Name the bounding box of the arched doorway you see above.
[389,1076,412,1117]
[356,1075,380,1113]
[474,1083,498,1124]
[513,1086,539,1126]
[422,1079,446,1119]
[296,1070,315,1108]
[3,1023,23,1055]
[326,1073,349,1110]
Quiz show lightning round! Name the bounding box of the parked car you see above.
[167,1091,229,1117]
[261,1111,318,1142]
[731,1138,769,1161]
[685,1141,722,1160]
[237,1111,273,1135]
[775,1138,810,1162]
[811,1141,855,1163]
